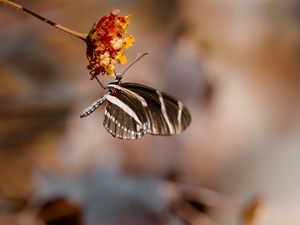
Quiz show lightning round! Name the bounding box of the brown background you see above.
[0,0,300,224]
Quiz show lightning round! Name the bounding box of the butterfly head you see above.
[108,73,122,86]
[116,73,123,81]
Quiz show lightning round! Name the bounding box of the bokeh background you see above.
[0,0,300,224]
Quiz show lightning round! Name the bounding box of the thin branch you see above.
[0,0,88,40]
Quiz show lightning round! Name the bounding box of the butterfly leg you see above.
[80,96,106,118]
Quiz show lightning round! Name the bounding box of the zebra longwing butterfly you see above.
[80,56,191,139]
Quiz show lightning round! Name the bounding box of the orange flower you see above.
[86,9,135,79]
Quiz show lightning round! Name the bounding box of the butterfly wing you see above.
[103,92,148,139]
[116,83,191,136]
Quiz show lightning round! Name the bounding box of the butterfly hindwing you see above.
[103,91,148,139]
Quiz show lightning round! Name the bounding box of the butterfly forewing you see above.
[117,83,191,136]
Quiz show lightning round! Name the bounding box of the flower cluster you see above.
[86,9,135,79]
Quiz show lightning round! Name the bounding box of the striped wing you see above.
[103,92,149,139]
[108,83,191,137]
[122,83,191,135]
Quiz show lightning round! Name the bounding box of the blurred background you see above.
[0,0,300,224]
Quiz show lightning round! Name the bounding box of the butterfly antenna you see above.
[120,53,148,77]
[96,53,148,88]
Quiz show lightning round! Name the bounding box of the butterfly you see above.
[80,55,191,140]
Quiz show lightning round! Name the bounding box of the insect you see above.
[80,54,191,139]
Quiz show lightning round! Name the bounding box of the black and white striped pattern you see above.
[80,96,106,118]
[80,82,191,139]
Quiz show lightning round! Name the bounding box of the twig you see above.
[0,0,87,40]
